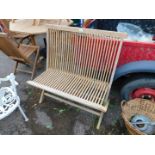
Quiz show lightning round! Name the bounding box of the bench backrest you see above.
[47,26,127,97]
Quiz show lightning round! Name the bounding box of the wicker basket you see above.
[121,98,155,135]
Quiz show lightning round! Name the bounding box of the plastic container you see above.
[117,22,153,42]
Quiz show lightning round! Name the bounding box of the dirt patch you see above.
[24,88,80,134]
[23,85,128,135]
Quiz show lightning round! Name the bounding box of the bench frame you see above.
[28,25,127,129]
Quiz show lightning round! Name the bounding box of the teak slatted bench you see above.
[27,25,127,129]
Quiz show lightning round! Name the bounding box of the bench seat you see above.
[28,68,109,112]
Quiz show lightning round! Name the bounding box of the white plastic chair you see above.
[0,73,28,121]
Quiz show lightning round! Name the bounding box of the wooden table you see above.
[10,19,73,44]
[10,19,72,34]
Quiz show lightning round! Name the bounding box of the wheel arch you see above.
[114,61,155,81]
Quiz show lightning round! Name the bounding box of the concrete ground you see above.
[0,37,127,135]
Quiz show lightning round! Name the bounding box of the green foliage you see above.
[53,107,68,115]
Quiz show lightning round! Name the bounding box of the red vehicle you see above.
[116,40,155,100]
[82,19,155,100]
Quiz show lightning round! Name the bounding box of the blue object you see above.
[131,115,155,134]
[71,19,84,27]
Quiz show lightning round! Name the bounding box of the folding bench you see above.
[28,25,127,129]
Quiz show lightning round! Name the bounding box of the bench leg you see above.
[96,112,104,129]
[39,90,45,104]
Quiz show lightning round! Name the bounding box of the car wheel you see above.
[121,76,155,100]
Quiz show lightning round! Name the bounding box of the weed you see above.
[53,107,68,115]
[111,119,118,126]
[75,108,81,112]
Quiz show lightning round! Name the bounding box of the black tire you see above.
[121,76,155,100]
